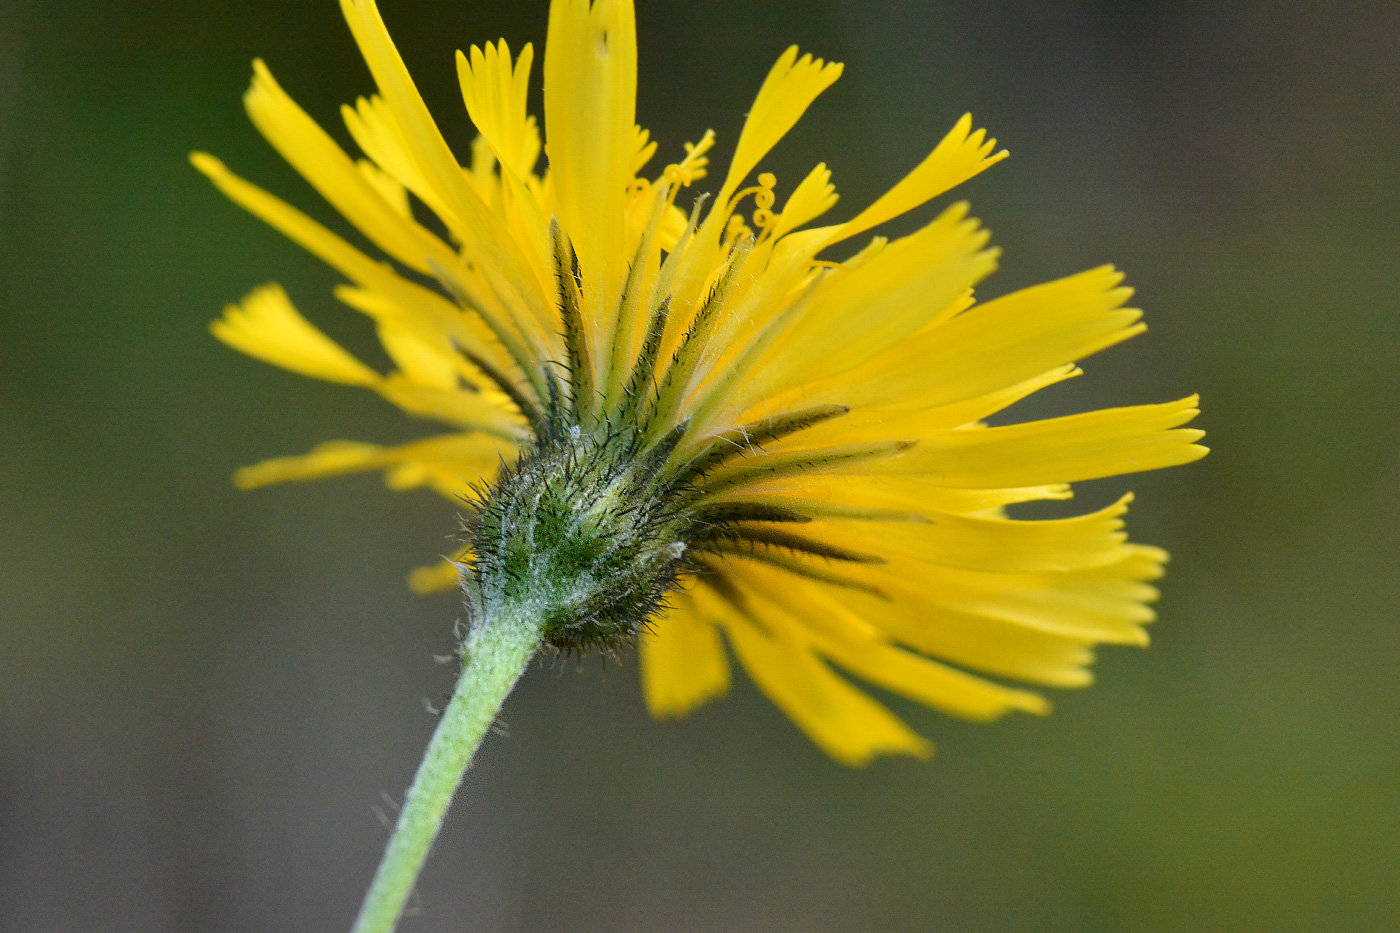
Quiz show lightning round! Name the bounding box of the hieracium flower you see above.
[196,1,1205,929]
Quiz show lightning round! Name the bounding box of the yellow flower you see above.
[196,0,1206,766]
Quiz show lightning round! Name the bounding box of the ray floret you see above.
[199,0,1206,769]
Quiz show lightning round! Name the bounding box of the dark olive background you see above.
[2,2,1397,931]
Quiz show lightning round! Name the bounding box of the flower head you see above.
[197,0,1206,765]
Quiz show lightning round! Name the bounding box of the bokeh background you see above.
[3,2,1397,930]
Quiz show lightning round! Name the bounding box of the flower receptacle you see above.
[463,426,689,654]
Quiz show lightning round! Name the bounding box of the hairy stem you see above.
[350,604,542,933]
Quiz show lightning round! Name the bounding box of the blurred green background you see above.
[2,2,1397,930]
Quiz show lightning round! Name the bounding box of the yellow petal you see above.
[726,564,1050,720]
[468,133,498,189]
[193,152,395,288]
[339,0,551,334]
[897,364,1082,432]
[242,59,456,275]
[720,474,1073,518]
[717,606,931,766]
[837,584,1100,688]
[878,547,1167,645]
[827,113,1008,246]
[375,375,525,438]
[629,124,658,177]
[814,265,1142,415]
[211,283,379,386]
[380,434,511,500]
[717,46,843,206]
[339,0,489,238]
[544,0,637,361]
[770,162,839,240]
[867,396,1208,486]
[694,495,1133,587]
[456,40,540,178]
[331,283,517,386]
[342,94,448,218]
[814,623,1049,721]
[383,460,477,499]
[714,549,1102,688]
[640,589,732,719]
[233,439,388,489]
[375,326,460,391]
[234,432,510,496]
[192,151,505,368]
[753,364,1081,450]
[833,493,1137,574]
[676,229,829,431]
[756,202,998,393]
[660,47,843,322]
[408,547,469,595]
[356,158,411,219]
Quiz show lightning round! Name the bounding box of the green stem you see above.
[351,604,542,933]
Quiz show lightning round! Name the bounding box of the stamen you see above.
[661,130,716,190]
[723,213,753,248]
[751,171,778,235]
[725,184,766,212]
[723,172,780,246]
